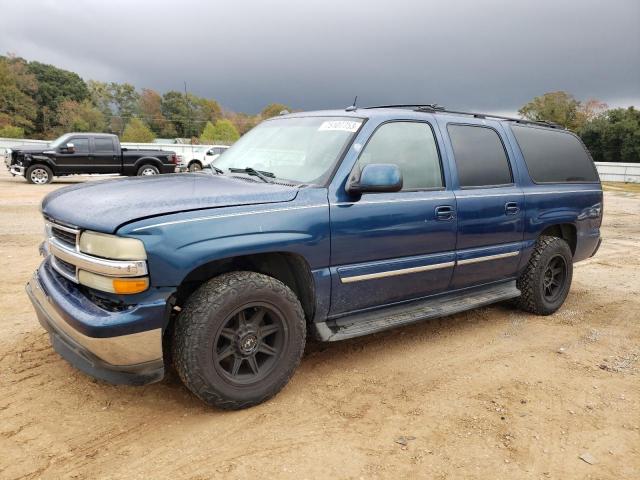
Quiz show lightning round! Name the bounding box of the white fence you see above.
[594,162,640,183]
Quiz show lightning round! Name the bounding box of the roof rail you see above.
[364,104,564,129]
[364,104,445,111]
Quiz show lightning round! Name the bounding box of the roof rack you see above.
[364,104,564,129]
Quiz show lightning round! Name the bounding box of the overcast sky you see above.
[1,0,638,114]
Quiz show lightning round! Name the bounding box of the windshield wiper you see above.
[228,167,275,184]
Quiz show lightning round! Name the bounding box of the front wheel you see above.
[516,235,573,315]
[137,164,160,176]
[188,161,202,172]
[26,164,53,184]
[172,271,306,409]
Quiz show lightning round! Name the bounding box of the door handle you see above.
[505,202,520,215]
[435,205,455,221]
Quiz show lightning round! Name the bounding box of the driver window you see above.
[70,138,89,153]
[357,122,443,190]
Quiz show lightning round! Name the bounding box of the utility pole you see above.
[184,81,193,143]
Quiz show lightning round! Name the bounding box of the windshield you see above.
[214,116,363,184]
[49,134,72,149]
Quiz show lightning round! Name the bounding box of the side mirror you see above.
[206,150,214,155]
[346,163,403,195]
[61,142,75,154]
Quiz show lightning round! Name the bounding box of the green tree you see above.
[161,90,191,137]
[0,125,25,138]
[56,99,107,133]
[27,60,89,133]
[519,91,582,129]
[121,117,155,142]
[579,107,640,163]
[200,119,240,143]
[0,55,38,133]
[199,121,217,142]
[109,82,139,134]
[261,103,290,119]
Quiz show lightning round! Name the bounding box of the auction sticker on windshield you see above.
[318,120,362,132]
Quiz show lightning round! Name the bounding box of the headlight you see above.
[77,231,148,294]
[79,231,146,260]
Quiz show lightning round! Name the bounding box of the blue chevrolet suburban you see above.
[26,105,603,409]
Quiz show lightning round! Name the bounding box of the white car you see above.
[192,145,229,171]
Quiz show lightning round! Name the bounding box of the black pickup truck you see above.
[5,133,178,184]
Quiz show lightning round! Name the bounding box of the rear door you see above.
[92,136,121,173]
[441,121,525,290]
[329,119,457,315]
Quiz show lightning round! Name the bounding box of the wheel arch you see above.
[133,156,163,171]
[539,223,577,255]
[173,251,316,322]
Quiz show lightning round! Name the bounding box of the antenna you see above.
[345,96,358,112]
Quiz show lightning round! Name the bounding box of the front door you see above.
[443,122,525,290]
[329,120,457,316]
[55,136,91,174]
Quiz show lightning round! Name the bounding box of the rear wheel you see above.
[188,161,202,172]
[516,235,573,315]
[172,271,306,409]
[137,164,159,176]
[26,164,53,185]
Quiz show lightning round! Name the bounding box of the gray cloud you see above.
[1,0,638,113]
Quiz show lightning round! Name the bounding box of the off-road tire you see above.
[172,271,306,409]
[516,235,573,315]
[26,164,53,184]
[137,164,160,176]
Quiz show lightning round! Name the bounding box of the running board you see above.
[312,281,520,342]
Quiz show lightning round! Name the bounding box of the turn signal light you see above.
[112,278,149,294]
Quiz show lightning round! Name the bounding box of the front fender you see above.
[118,189,331,288]
[26,154,57,171]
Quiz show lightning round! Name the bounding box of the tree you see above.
[109,82,139,134]
[27,60,89,133]
[199,121,217,142]
[0,55,38,133]
[0,125,24,138]
[261,103,290,119]
[579,107,640,163]
[56,99,107,133]
[200,119,240,143]
[519,92,582,130]
[121,118,155,142]
[519,91,609,131]
[138,88,176,137]
[161,90,191,137]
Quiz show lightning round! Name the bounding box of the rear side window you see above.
[511,125,599,183]
[448,125,512,187]
[358,121,443,190]
[94,137,115,152]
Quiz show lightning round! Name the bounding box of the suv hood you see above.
[42,173,299,233]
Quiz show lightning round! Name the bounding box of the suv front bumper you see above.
[26,260,166,385]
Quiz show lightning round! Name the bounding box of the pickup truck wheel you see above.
[516,235,573,315]
[26,164,53,184]
[188,161,202,172]
[173,271,306,409]
[137,164,159,176]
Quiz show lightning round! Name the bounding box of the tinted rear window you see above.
[448,125,512,187]
[511,125,599,183]
[94,137,115,152]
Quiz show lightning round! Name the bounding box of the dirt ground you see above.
[0,169,638,480]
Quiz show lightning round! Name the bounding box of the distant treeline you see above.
[1,54,638,161]
[0,54,290,143]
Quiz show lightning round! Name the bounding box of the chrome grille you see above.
[51,256,77,281]
[51,225,77,248]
